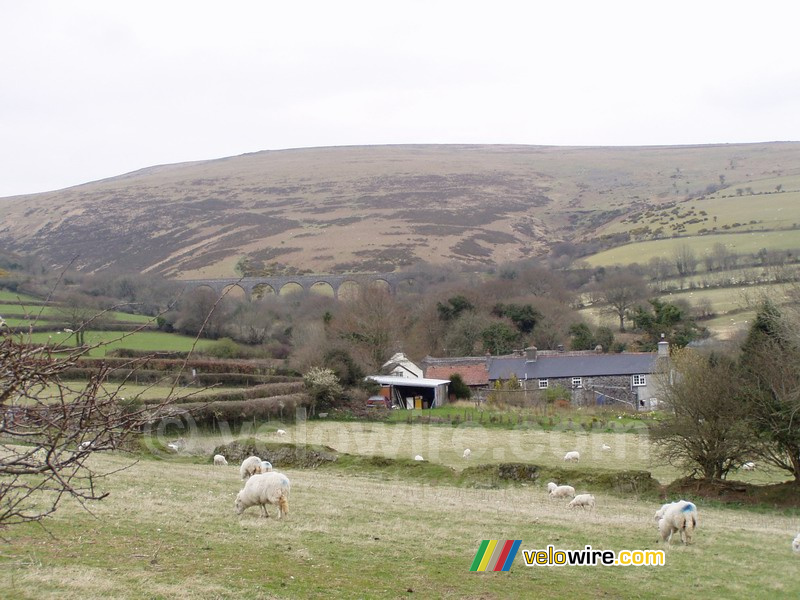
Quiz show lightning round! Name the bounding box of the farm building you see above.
[366,375,450,409]
[421,356,490,392]
[487,342,669,410]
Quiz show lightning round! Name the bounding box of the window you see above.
[572,377,582,389]
[632,374,647,387]
[538,379,549,389]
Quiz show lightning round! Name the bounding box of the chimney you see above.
[525,346,537,362]
[657,334,669,357]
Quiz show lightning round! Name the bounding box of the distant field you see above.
[12,382,231,405]
[600,189,800,238]
[584,230,800,268]
[0,302,154,324]
[0,289,41,303]
[24,330,217,356]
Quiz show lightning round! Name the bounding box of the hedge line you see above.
[141,381,306,405]
[79,356,280,375]
[60,367,298,387]
[160,393,311,426]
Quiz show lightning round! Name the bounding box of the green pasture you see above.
[0,302,153,324]
[584,230,800,268]
[22,329,217,357]
[0,289,41,303]
[0,424,797,599]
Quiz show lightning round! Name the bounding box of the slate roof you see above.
[488,353,658,380]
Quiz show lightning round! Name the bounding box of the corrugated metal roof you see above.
[366,375,451,387]
[488,353,657,380]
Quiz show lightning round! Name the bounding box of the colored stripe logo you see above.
[470,540,521,571]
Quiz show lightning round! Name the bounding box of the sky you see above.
[2,0,800,197]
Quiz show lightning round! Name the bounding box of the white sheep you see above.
[213,454,228,466]
[235,471,290,519]
[78,441,94,451]
[549,485,576,499]
[414,455,424,461]
[567,493,595,509]
[462,449,471,459]
[741,461,756,471]
[276,429,287,436]
[793,532,800,553]
[240,455,264,480]
[563,451,580,462]
[260,460,273,472]
[601,444,611,452]
[655,500,698,545]
[546,482,558,493]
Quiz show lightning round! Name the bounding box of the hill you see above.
[1,142,799,278]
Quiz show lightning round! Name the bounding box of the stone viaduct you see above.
[179,272,418,300]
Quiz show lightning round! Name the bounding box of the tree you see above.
[739,301,800,481]
[481,322,519,355]
[436,295,474,321]
[449,374,471,400]
[56,292,106,346]
[650,349,755,480]
[442,312,493,356]
[596,272,649,332]
[332,286,406,372]
[492,303,541,334]
[0,328,178,527]
[303,367,344,417]
[569,323,595,350]
[673,244,698,279]
[632,298,703,350]
[173,287,230,339]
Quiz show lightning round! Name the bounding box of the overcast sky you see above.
[2,1,799,197]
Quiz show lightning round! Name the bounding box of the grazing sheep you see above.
[655,500,698,545]
[78,441,94,451]
[601,444,611,452]
[414,455,424,461]
[260,460,273,473]
[240,455,264,480]
[463,449,471,459]
[213,454,228,466]
[793,533,800,553]
[167,443,179,452]
[235,472,290,519]
[741,461,756,471]
[567,493,596,509]
[549,485,576,499]
[563,451,580,462]
[276,429,287,436]
[546,482,558,493]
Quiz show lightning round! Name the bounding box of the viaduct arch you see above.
[180,272,417,300]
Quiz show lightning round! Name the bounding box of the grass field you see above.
[0,289,41,303]
[583,230,800,268]
[22,330,217,357]
[1,424,798,599]
[11,382,238,406]
[0,303,154,324]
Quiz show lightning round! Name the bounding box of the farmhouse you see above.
[381,352,423,379]
[487,342,669,410]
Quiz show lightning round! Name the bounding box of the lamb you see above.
[414,455,424,461]
[563,451,580,462]
[655,500,698,545]
[567,493,596,509]
[213,454,228,466]
[601,444,611,451]
[793,532,800,553]
[741,461,756,471]
[462,449,471,459]
[240,455,264,480]
[549,485,576,499]
[235,471,290,519]
[276,429,287,436]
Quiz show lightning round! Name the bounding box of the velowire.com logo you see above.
[470,540,522,572]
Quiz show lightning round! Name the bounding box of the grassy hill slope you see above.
[1,142,799,277]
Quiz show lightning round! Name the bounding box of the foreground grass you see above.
[0,451,797,599]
